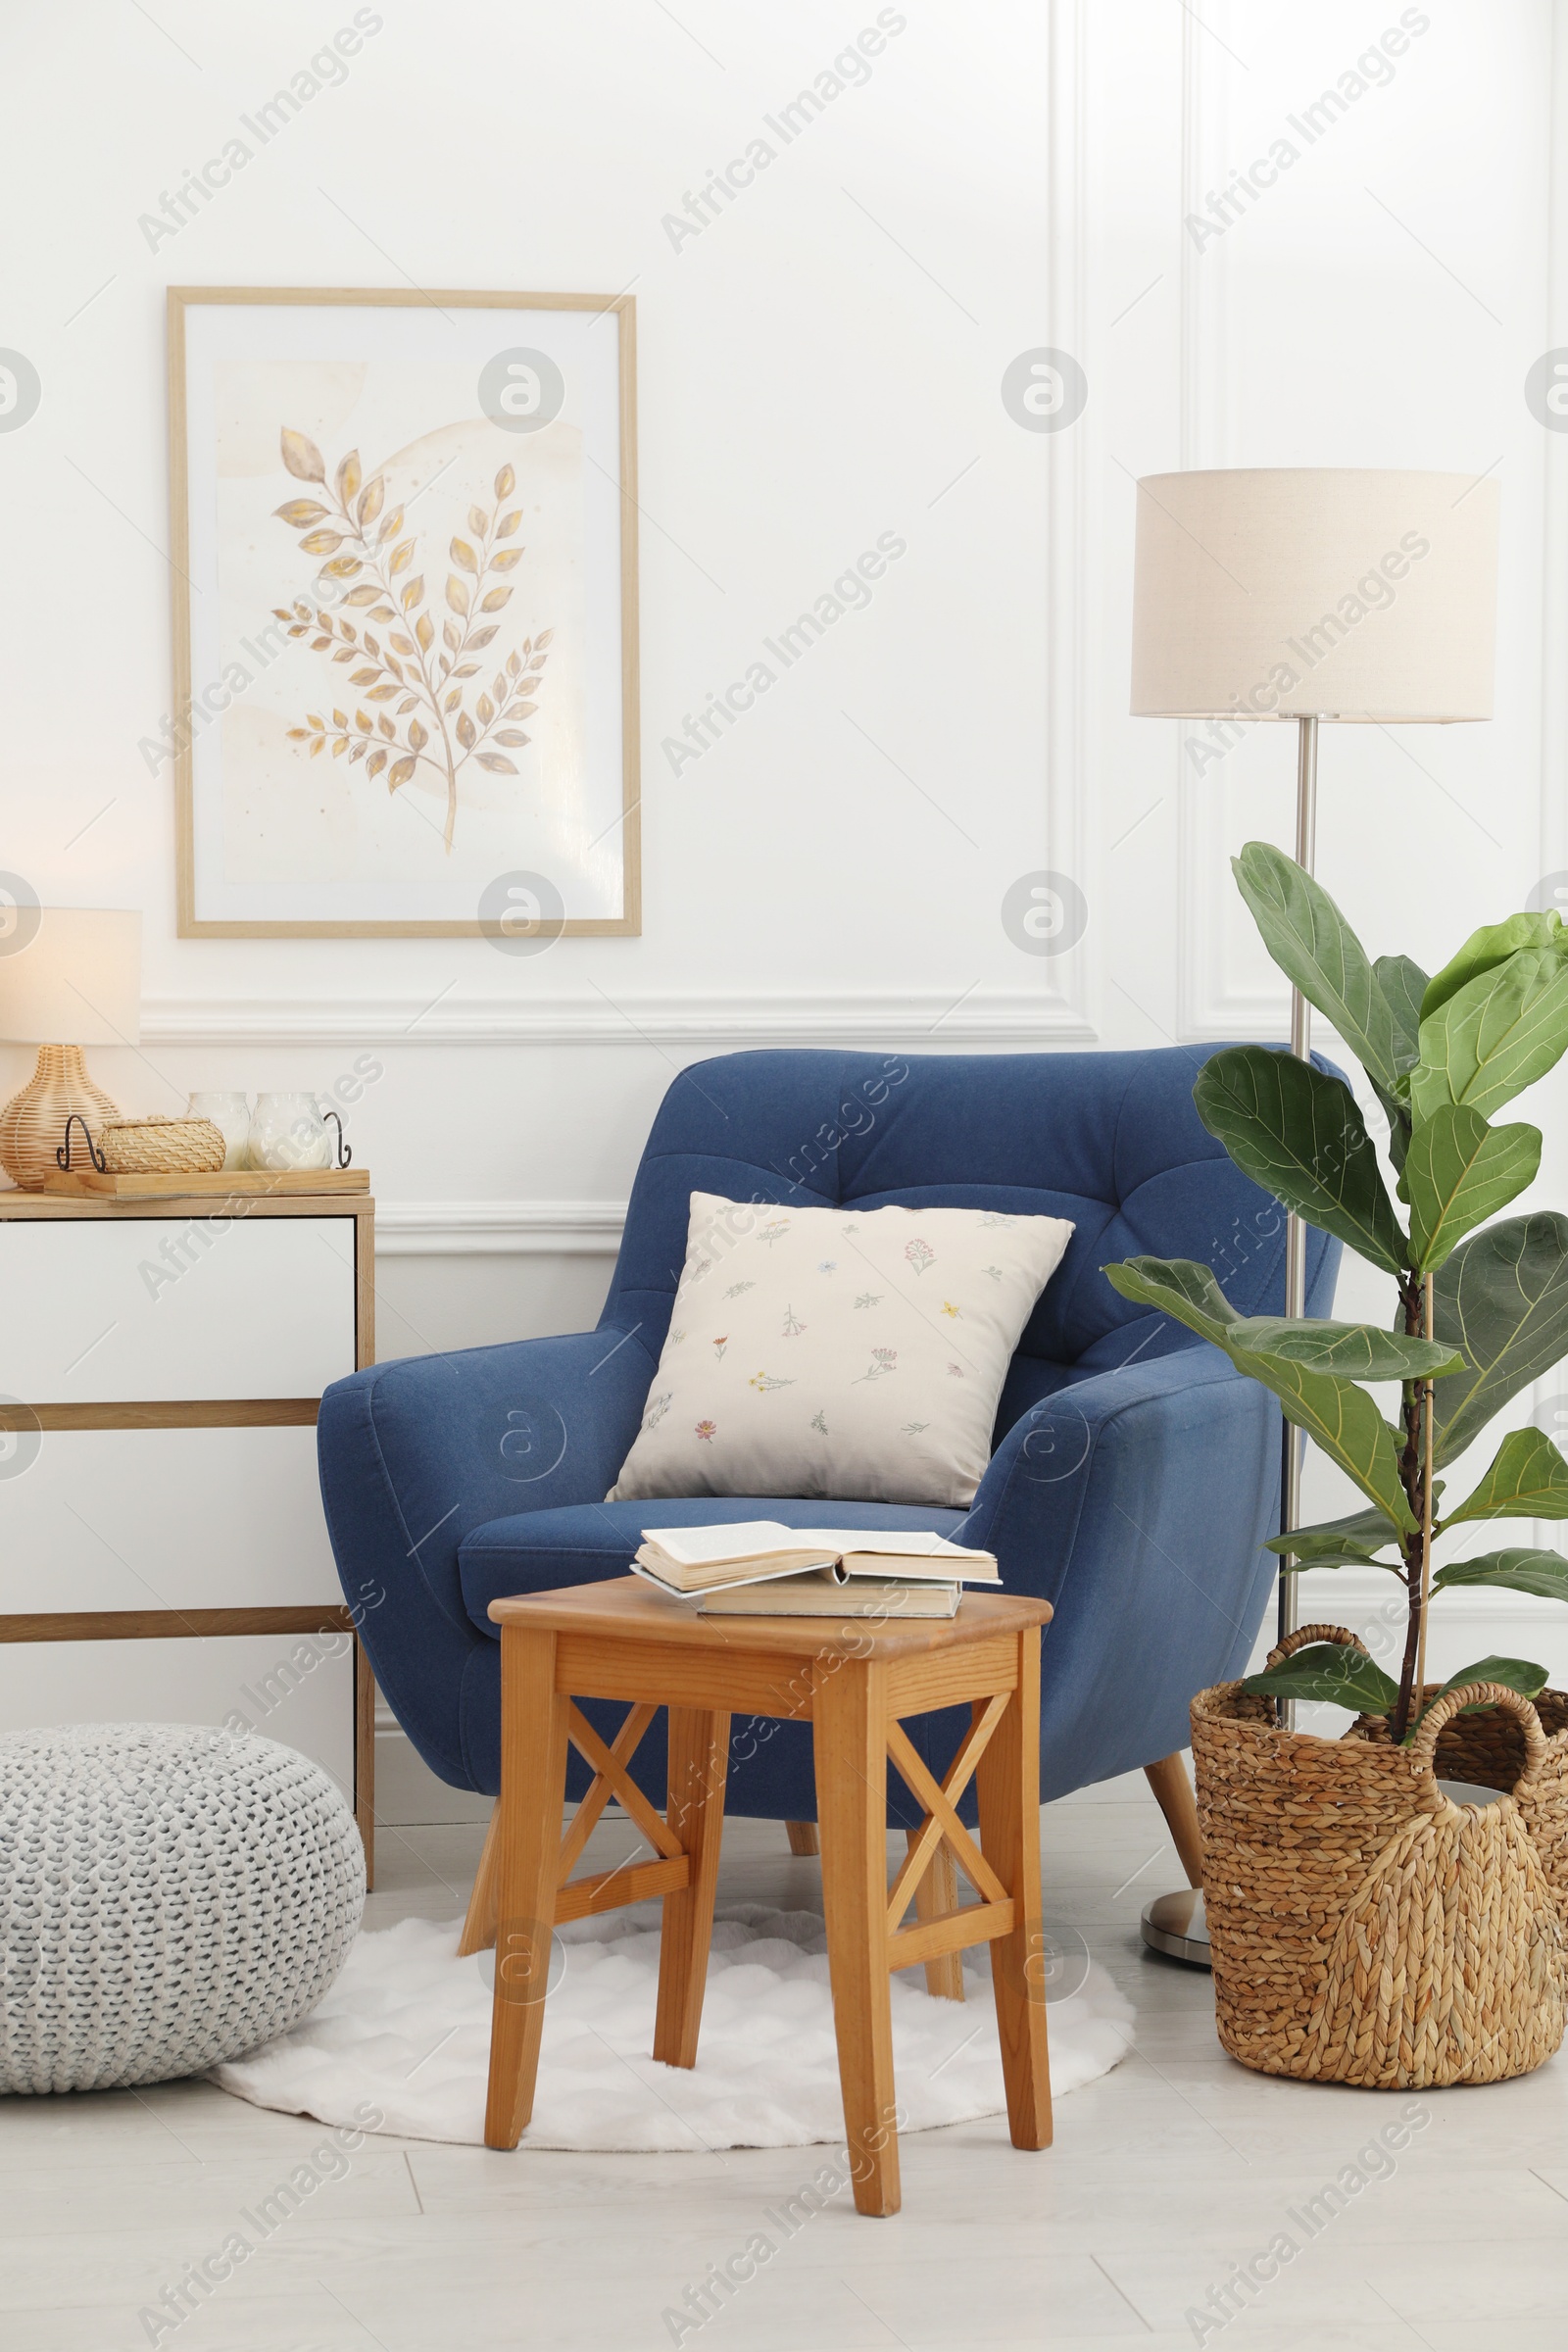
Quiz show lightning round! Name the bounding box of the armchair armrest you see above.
[317,1326,655,1787]
[957,1347,1281,1792]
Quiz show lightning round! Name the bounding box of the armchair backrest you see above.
[603,1047,1340,1436]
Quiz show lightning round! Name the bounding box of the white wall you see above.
[5,0,1568,1740]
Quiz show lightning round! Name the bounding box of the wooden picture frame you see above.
[168,287,640,938]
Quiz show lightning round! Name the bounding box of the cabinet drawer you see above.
[0,1216,357,1399]
[0,1427,343,1613]
[0,1635,354,1805]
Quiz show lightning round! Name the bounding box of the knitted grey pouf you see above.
[0,1722,365,2094]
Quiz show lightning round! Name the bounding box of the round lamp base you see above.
[1141,1886,1211,1968]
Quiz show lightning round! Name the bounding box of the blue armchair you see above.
[318,1046,1338,1867]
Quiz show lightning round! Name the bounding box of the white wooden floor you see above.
[4,1766,1567,2350]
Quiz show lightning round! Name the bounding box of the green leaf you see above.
[1421,913,1565,1022]
[1104,1256,1416,1530]
[1264,1505,1405,1568]
[1372,953,1428,1174]
[1240,1642,1399,1717]
[1405,1652,1549,1742]
[1433,1549,1568,1601]
[1432,1213,1568,1464]
[1401,1104,1541,1271]
[1192,1047,1407,1277]
[1232,844,1401,1094]
[1378,955,1430,1066]
[1230,1317,1461,1382]
[1442,1428,1568,1529]
[1411,948,1568,1122]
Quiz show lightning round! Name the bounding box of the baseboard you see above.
[374,1722,493,1827]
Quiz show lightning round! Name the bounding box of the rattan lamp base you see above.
[0,1045,121,1190]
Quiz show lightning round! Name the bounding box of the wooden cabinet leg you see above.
[654,1707,730,2069]
[906,1828,965,2001]
[458,1798,502,1957]
[1144,1751,1203,1887]
[815,1659,901,2217]
[785,1820,819,1856]
[974,1633,1052,2152]
[354,1636,375,1892]
[484,1627,568,2150]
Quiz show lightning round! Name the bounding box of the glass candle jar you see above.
[247,1092,334,1172]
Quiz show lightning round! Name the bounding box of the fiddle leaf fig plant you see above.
[1106,843,1568,1744]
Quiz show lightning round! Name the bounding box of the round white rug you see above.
[212,1900,1135,2150]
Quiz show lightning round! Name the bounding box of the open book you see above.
[629,1520,999,1618]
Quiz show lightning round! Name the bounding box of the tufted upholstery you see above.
[319,1046,1340,1816]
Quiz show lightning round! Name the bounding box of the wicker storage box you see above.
[1192,1624,1568,2088]
[98,1117,225,1175]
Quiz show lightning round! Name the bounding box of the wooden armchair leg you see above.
[785,1820,819,1856]
[1144,1752,1203,1887]
[458,1798,502,1956]
[906,1828,965,2001]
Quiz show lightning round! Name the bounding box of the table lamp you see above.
[0,907,142,1188]
[1129,467,1500,1962]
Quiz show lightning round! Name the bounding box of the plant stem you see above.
[1390,1269,1431,1742]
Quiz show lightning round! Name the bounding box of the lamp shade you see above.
[1130,467,1499,722]
[0,908,141,1045]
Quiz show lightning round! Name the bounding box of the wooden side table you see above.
[0,1176,376,1877]
[476,1577,1054,2216]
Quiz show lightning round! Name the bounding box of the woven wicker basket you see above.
[98,1116,225,1175]
[1192,1623,1568,2088]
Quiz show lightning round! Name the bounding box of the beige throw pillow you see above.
[609,1192,1075,1508]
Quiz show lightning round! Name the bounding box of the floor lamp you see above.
[1126,466,1500,1964]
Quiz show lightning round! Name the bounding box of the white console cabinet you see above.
[0,1187,375,1878]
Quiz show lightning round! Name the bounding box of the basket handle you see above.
[1263,1622,1369,1673]
[1407,1684,1547,1787]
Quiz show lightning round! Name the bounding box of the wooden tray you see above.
[40,1167,369,1199]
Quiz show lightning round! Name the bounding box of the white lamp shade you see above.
[0,908,142,1045]
[1131,468,1499,722]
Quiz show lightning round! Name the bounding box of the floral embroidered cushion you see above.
[608,1192,1076,1509]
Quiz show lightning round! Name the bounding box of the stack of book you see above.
[629,1520,1000,1618]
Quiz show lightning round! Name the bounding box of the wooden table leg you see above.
[654,1707,730,2069]
[815,1658,901,2217]
[484,1625,569,2149]
[974,1630,1052,2151]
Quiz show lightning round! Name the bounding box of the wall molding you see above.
[140,989,1097,1047]
[374,1200,626,1256]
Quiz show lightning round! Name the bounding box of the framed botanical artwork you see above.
[167,286,639,937]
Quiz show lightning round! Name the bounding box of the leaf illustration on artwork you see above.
[748,1371,796,1393]
[274,441,551,856]
[854,1293,882,1309]
[904,1240,936,1276]
[902,1421,929,1435]
[756,1221,791,1247]
[811,1409,828,1434]
[981,1264,1004,1282]
[643,1392,672,1431]
[723,1281,755,1299]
